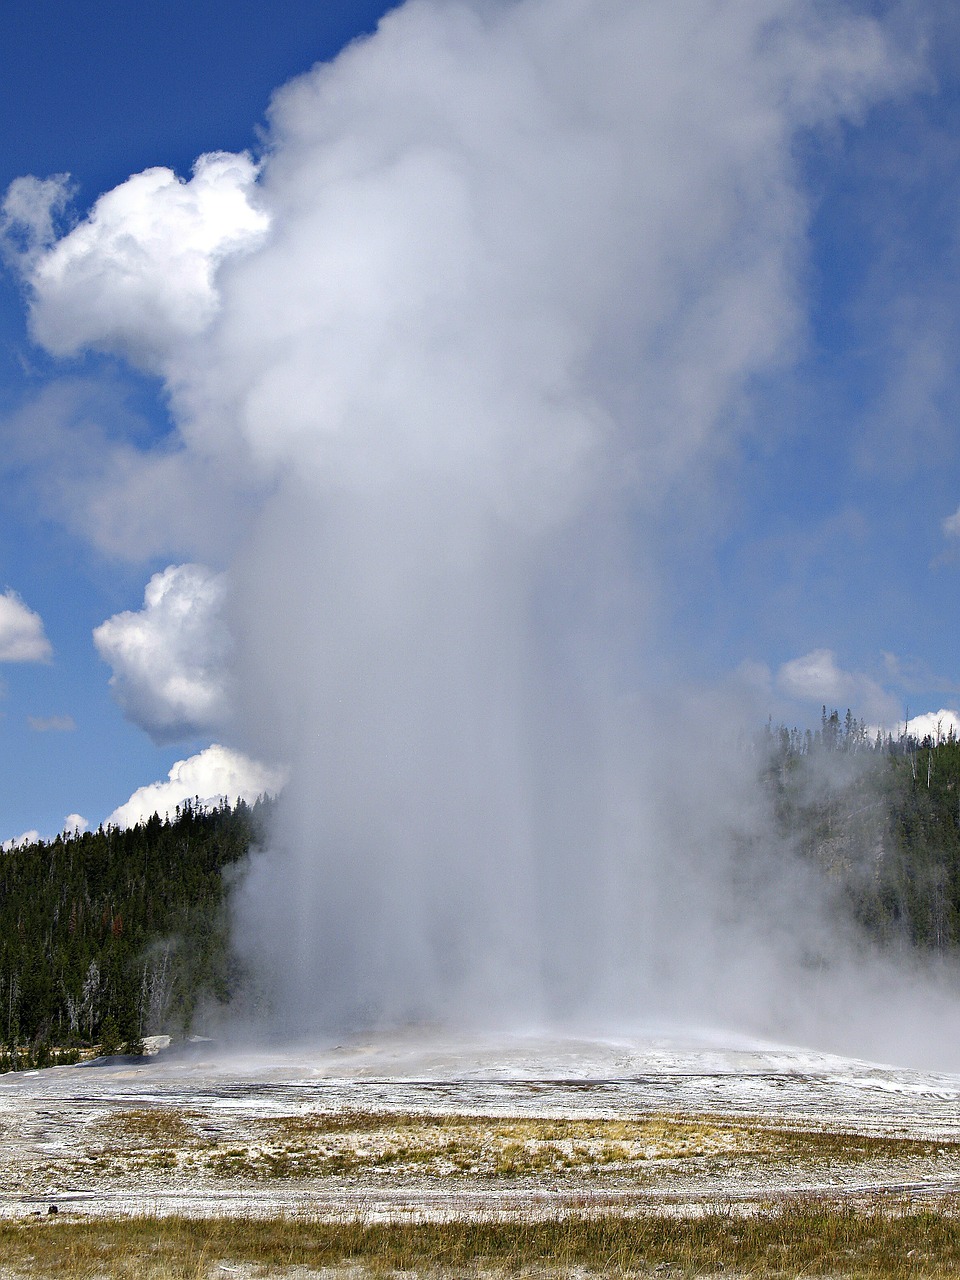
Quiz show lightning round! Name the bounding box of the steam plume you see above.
[217,0,906,1036]
[12,0,952,1057]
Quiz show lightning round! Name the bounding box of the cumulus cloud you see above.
[1,830,39,852]
[105,744,286,829]
[902,709,960,742]
[93,564,230,742]
[943,507,960,538]
[28,714,76,732]
[0,589,52,662]
[776,647,901,725]
[11,153,268,370]
[63,813,88,836]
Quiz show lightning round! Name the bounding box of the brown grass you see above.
[64,1108,960,1184]
[98,1108,203,1148]
[4,1203,960,1277]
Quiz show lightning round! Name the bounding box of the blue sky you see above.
[0,0,394,839]
[4,1,960,843]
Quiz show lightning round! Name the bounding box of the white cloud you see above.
[13,152,268,370]
[93,564,231,743]
[105,743,286,829]
[0,589,52,663]
[943,508,960,538]
[0,173,73,264]
[1,830,39,852]
[776,647,901,725]
[28,714,76,732]
[901,710,960,742]
[10,2,906,518]
[63,813,88,836]
[777,648,854,703]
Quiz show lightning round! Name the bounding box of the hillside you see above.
[0,798,270,1065]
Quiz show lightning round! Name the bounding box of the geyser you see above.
[15,0,958,1058]
[219,0,907,1037]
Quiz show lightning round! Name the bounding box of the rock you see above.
[141,1035,172,1056]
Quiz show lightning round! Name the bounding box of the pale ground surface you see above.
[2,1029,960,1221]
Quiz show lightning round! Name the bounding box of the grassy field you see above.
[9,1108,960,1274]
[68,1108,960,1183]
[4,1203,960,1278]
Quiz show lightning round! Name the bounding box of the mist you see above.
[217,0,921,1050]
[14,0,960,1065]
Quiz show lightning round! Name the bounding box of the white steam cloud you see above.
[13,0,960,1062]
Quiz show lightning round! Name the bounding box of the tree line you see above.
[759,708,960,953]
[0,797,270,1068]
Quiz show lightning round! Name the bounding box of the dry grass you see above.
[98,1108,204,1149]
[62,1108,960,1184]
[11,1112,960,1273]
[4,1203,960,1277]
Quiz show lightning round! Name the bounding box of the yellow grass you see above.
[55,1108,960,1185]
[4,1203,960,1278]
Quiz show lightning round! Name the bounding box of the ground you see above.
[2,1030,960,1274]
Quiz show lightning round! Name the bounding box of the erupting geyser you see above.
[17,0,960,1060]
[221,0,906,1036]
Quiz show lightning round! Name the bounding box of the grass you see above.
[99,1108,202,1148]
[61,1108,960,1184]
[12,1111,960,1274]
[4,1203,960,1277]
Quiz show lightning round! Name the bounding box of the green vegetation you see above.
[5,1204,960,1277]
[761,709,960,952]
[0,798,270,1058]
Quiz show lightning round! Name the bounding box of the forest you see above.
[2,711,960,1065]
[760,709,960,953]
[0,797,270,1068]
